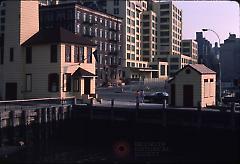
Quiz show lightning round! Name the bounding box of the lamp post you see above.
[202,28,222,105]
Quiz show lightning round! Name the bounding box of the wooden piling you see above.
[42,108,48,123]
[67,105,72,119]
[58,106,64,120]
[22,110,29,126]
[36,109,41,124]
[52,107,58,121]
[47,108,52,122]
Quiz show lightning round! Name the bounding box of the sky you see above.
[173,1,239,45]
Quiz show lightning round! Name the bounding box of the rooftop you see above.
[40,2,123,21]
[188,64,216,74]
[22,27,96,47]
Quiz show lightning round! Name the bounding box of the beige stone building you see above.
[168,64,216,108]
[0,1,96,101]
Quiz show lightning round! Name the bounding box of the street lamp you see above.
[202,28,222,105]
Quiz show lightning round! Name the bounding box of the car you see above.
[144,92,169,104]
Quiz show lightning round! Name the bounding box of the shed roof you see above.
[168,64,216,83]
[189,64,216,74]
[22,27,96,47]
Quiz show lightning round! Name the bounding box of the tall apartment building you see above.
[40,3,123,87]
[0,1,6,36]
[84,0,159,80]
[220,34,240,83]
[196,32,212,64]
[153,1,183,76]
[142,10,157,63]
[181,39,198,64]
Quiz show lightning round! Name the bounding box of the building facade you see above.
[181,39,198,64]
[142,10,157,63]
[153,1,183,76]
[0,1,97,101]
[169,64,216,108]
[40,2,123,87]
[220,34,240,83]
[195,32,212,64]
[22,28,97,100]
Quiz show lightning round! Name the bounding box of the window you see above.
[79,46,84,63]
[170,57,179,63]
[87,47,92,63]
[1,10,5,16]
[65,45,71,62]
[51,45,57,63]
[74,46,79,63]
[114,8,119,14]
[160,65,165,76]
[73,79,79,92]
[63,73,71,92]
[10,48,14,62]
[170,65,178,70]
[114,0,119,5]
[204,79,209,98]
[100,29,103,37]
[26,47,32,64]
[209,79,214,97]
[25,74,32,92]
[143,29,149,34]
[48,73,59,92]
[127,53,130,59]
[0,47,3,64]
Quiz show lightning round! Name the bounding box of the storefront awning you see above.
[72,67,97,78]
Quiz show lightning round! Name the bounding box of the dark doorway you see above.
[170,84,175,106]
[5,83,17,100]
[183,85,194,107]
[84,78,91,95]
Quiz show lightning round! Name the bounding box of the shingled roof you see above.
[22,27,96,47]
[168,64,216,83]
[189,64,216,74]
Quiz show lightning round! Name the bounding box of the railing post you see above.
[36,109,41,124]
[67,105,72,119]
[42,108,48,123]
[22,110,29,126]
[10,110,15,127]
[197,101,202,128]
[231,103,236,130]
[111,99,114,108]
[59,106,64,120]
[163,99,167,109]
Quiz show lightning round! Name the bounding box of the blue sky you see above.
[173,1,239,45]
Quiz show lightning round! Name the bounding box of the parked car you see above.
[144,92,169,104]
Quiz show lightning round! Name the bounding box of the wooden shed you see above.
[168,64,216,108]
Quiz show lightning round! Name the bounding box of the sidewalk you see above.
[94,99,164,109]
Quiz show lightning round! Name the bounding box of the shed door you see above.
[183,85,193,107]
